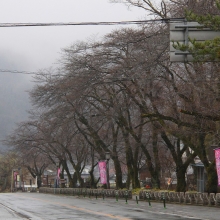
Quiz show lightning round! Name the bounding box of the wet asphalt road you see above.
[0,192,219,220]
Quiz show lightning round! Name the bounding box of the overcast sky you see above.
[0,0,147,149]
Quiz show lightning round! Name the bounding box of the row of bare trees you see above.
[3,0,220,192]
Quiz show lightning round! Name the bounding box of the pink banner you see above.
[215,148,220,186]
[98,161,107,184]
[57,168,61,179]
[14,172,18,181]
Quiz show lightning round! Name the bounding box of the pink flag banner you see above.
[215,148,220,185]
[57,168,61,179]
[14,172,18,181]
[98,161,107,184]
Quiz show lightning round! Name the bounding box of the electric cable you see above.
[0,18,184,28]
[0,17,184,75]
[0,69,38,75]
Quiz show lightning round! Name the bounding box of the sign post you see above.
[170,21,220,62]
[145,192,151,207]
[115,191,119,202]
[125,190,128,204]
[136,196,139,205]
[102,190,105,200]
[161,192,166,209]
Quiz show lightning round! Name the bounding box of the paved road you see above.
[0,192,219,220]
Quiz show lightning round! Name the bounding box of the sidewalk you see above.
[91,194,220,220]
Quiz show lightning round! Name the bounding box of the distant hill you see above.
[0,50,41,151]
[0,73,33,151]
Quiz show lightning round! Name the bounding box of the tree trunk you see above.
[205,162,218,193]
[62,160,74,188]
[37,175,42,188]
[112,156,123,189]
[89,164,98,188]
[121,126,135,189]
[60,167,65,188]
[196,134,218,193]
[112,124,123,189]
[176,166,187,192]
[89,171,95,188]
[76,170,84,188]
[71,172,78,188]
[152,129,161,189]
[151,172,161,189]
[133,162,140,188]
[126,168,131,189]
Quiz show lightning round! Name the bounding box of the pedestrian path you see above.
[77,194,220,220]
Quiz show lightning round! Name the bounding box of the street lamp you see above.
[105,152,110,189]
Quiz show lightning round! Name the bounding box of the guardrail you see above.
[139,190,220,207]
[39,187,132,199]
[23,187,38,192]
[39,187,220,207]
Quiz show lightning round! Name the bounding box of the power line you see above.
[0,69,38,75]
[0,18,183,27]
[1,69,218,84]
[0,17,184,75]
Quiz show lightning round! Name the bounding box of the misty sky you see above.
[0,0,148,150]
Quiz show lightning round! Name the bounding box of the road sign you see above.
[170,21,220,62]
